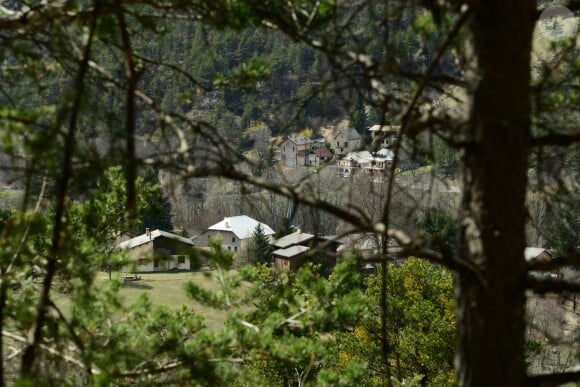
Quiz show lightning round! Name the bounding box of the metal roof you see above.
[287,135,313,145]
[117,229,194,250]
[273,245,309,258]
[334,128,362,140]
[208,215,275,239]
[342,151,372,164]
[272,231,315,248]
[525,247,551,262]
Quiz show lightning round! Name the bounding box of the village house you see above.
[363,149,395,176]
[276,135,314,168]
[337,149,394,177]
[305,147,333,167]
[337,150,372,177]
[368,124,400,149]
[271,230,341,271]
[194,215,275,255]
[332,128,362,157]
[116,229,195,272]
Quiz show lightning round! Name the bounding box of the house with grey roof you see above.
[273,245,310,270]
[337,150,371,177]
[116,228,195,272]
[332,128,362,157]
[271,230,341,271]
[277,135,314,168]
[272,230,316,250]
[194,215,275,255]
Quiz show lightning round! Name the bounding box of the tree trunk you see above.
[456,1,535,386]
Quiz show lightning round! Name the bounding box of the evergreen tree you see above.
[247,224,272,265]
[275,217,294,238]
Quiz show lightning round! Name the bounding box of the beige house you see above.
[117,229,195,272]
[363,149,394,176]
[195,215,275,255]
[332,128,362,157]
[337,151,371,177]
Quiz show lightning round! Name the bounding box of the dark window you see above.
[232,236,236,243]
[178,256,185,264]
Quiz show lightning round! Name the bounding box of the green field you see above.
[55,270,239,331]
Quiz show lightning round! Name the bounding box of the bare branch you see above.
[527,276,580,294]
[528,368,580,386]
[528,248,580,272]
[531,131,580,147]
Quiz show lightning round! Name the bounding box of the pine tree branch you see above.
[20,2,100,378]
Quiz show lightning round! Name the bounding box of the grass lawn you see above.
[56,270,242,330]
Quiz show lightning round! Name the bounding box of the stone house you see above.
[332,128,362,157]
[277,135,314,168]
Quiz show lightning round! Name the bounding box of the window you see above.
[177,256,185,264]
[232,236,236,243]
[234,246,238,252]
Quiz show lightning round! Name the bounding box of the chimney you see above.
[146,228,151,239]
[224,217,230,228]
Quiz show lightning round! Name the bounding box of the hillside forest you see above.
[0,1,579,385]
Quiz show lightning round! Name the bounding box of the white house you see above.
[194,215,275,255]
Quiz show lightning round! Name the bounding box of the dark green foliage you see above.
[275,217,294,238]
[547,204,580,258]
[419,208,457,254]
[246,224,272,265]
[431,136,457,177]
[136,168,173,234]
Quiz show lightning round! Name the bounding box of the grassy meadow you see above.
[55,270,241,331]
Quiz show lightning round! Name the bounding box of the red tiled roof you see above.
[312,148,332,158]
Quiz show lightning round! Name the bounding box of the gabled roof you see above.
[273,245,309,258]
[368,149,394,163]
[286,135,313,145]
[309,148,333,158]
[208,215,275,239]
[272,231,315,249]
[342,151,372,164]
[117,229,194,250]
[334,128,361,141]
